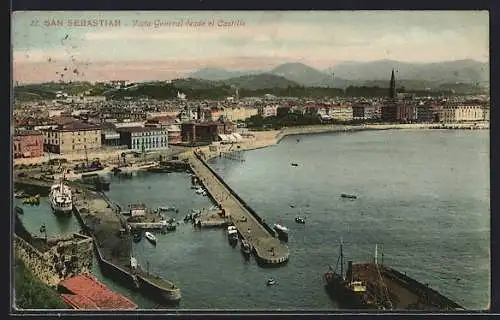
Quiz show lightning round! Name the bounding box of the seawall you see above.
[193,152,277,237]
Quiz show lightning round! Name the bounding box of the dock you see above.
[188,152,289,265]
[194,210,230,228]
[72,189,181,304]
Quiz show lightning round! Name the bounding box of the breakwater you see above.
[189,152,289,265]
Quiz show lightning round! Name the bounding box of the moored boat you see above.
[227,225,238,245]
[240,239,252,255]
[267,278,277,286]
[341,193,357,199]
[50,179,72,216]
[145,231,157,245]
[132,231,142,243]
[273,223,289,242]
[295,217,306,224]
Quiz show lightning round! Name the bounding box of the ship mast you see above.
[340,237,344,280]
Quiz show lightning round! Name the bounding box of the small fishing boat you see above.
[14,191,26,199]
[267,278,277,286]
[15,206,24,215]
[341,193,357,199]
[145,231,157,245]
[291,163,299,167]
[240,239,252,255]
[295,217,306,224]
[273,224,289,242]
[132,232,142,243]
[158,206,179,213]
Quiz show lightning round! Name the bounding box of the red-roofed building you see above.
[13,130,44,158]
[58,274,137,310]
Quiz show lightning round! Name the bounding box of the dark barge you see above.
[324,241,465,310]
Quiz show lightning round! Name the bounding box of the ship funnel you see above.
[347,261,353,281]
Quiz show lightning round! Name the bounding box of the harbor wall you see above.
[72,205,134,287]
[193,152,276,237]
[14,234,93,288]
[14,179,52,196]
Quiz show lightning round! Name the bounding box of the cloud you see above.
[12,12,489,83]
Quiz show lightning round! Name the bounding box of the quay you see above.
[194,209,230,228]
[188,151,289,265]
[71,188,181,304]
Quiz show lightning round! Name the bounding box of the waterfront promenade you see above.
[188,152,289,265]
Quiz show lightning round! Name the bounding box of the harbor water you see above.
[15,129,490,310]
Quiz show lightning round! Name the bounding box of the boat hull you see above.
[51,203,73,216]
[324,274,373,309]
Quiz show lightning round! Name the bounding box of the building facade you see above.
[441,105,485,122]
[43,122,102,154]
[100,123,121,147]
[330,105,354,121]
[258,105,279,118]
[396,103,418,123]
[181,121,236,144]
[352,103,378,120]
[167,125,182,144]
[13,131,44,158]
[415,104,434,123]
[116,127,169,152]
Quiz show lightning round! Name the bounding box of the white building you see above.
[441,105,485,122]
[258,105,278,118]
[330,105,353,121]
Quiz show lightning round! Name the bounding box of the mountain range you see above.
[188,59,489,89]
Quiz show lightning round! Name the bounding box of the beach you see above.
[196,122,489,160]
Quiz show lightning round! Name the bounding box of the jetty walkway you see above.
[188,152,289,265]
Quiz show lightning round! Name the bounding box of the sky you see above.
[12,11,489,84]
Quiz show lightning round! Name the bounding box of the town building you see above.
[42,122,102,154]
[116,127,169,152]
[330,105,354,122]
[415,103,434,123]
[441,104,485,122]
[258,105,279,118]
[100,123,122,147]
[352,102,377,120]
[208,107,259,122]
[396,102,417,123]
[167,125,182,144]
[181,121,237,144]
[13,131,44,158]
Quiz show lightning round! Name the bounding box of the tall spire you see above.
[389,69,396,99]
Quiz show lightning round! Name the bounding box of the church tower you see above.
[389,69,396,99]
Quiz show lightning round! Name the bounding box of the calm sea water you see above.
[15,129,490,310]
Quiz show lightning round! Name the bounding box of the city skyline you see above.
[12,11,489,83]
